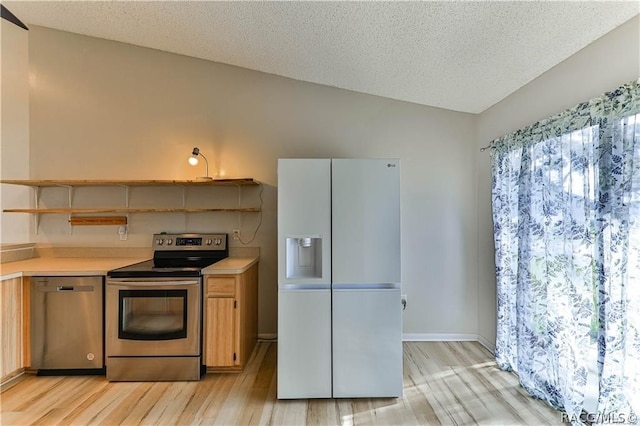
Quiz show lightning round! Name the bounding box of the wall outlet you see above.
[232,229,240,240]
[118,225,128,241]
[401,294,407,310]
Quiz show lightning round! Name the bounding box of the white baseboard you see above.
[402,333,479,342]
[477,335,496,353]
[258,333,277,341]
[259,332,496,352]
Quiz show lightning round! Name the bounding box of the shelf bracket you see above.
[118,186,130,233]
[33,187,41,235]
[118,185,130,208]
[236,184,243,208]
[61,185,74,208]
[62,185,74,234]
[236,184,244,233]
[34,186,41,209]
[181,185,188,231]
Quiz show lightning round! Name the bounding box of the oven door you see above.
[106,278,201,357]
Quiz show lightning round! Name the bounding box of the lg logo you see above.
[387,163,396,168]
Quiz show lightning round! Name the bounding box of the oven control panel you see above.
[152,233,227,251]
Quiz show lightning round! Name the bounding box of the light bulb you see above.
[188,156,199,166]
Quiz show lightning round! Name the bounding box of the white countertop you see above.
[0,256,259,280]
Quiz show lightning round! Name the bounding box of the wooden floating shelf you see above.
[0,178,259,187]
[4,208,261,214]
[1,178,262,232]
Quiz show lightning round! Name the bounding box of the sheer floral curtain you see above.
[490,80,640,422]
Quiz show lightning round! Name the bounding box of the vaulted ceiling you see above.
[5,1,639,113]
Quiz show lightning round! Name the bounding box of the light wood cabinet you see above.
[204,263,258,372]
[0,276,29,384]
[206,298,236,367]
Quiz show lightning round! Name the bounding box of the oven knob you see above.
[156,238,164,245]
[215,238,222,245]
[206,239,213,245]
[166,239,173,245]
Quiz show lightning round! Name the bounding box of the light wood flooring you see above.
[0,341,563,425]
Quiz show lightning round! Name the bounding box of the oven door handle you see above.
[106,279,200,286]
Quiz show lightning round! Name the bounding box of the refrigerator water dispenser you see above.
[286,237,322,279]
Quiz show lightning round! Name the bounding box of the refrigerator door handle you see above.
[332,283,400,291]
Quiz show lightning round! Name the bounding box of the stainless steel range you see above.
[106,233,228,381]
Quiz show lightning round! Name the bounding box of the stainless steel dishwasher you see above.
[31,276,105,374]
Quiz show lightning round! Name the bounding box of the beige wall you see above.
[20,26,478,337]
[0,17,31,244]
[476,15,640,349]
[3,16,637,340]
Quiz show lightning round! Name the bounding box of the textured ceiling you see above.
[4,1,639,114]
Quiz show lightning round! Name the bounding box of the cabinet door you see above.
[1,277,24,382]
[205,297,236,367]
[236,265,258,367]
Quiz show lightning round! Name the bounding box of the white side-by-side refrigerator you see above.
[277,158,402,399]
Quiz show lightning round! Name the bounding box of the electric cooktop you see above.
[107,233,229,278]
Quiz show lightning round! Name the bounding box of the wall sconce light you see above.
[188,147,212,180]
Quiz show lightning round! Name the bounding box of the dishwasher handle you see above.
[37,285,96,292]
[56,286,96,291]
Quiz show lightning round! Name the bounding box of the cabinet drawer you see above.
[207,277,236,296]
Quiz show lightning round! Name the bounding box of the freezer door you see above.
[332,285,403,398]
[331,159,400,284]
[277,286,332,398]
